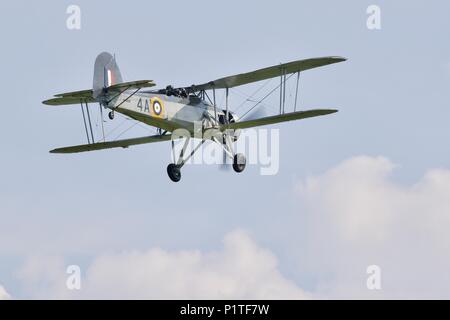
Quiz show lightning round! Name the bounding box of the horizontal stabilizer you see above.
[54,89,94,98]
[222,109,338,130]
[43,89,95,106]
[50,134,171,154]
[106,80,156,91]
[42,80,155,106]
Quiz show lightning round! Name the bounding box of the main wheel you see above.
[232,153,246,173]
[167,164,181,182]
[108,111,115,120]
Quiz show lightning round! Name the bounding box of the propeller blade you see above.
[240,106,269,121]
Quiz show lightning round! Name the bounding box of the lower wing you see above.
[50,134,171,154]
[222,109,338,130]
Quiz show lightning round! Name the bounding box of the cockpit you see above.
[158,85,189,98]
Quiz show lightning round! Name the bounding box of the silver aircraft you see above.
[43,52,346,182]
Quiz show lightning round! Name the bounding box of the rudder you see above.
[93,52,123,98]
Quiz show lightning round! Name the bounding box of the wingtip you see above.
[317,109,338,115]
[316,108,338,114]
[42,98,60,106]
[49,148,64,154]
[326,109,339,115]
[332,56,347,62]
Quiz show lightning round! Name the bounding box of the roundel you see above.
[152,98,163,116]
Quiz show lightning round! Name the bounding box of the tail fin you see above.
[93,52,123,98]
[43,52,155,106]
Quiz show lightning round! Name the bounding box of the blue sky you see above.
[1,0,450,299]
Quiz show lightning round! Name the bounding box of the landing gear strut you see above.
[219,134,247,174]
[167,137,205,182]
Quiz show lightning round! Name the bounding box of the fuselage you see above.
[107,90,239,137]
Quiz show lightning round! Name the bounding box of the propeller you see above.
[239,105,270,122]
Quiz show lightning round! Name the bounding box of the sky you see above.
[1,0,450,299]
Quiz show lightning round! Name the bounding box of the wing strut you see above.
[80,99,95,144]
[80,100,91,144]
[225,87,229,124]
[213,87,218,125]
[279,71,283,114]
[294,72,300,112]
[282,67,287,114]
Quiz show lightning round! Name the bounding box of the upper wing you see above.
[182,56,346,92]
[222,109,338,130]
[43,80,156,106]
[50,134,171,154]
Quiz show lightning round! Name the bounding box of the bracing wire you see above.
[113,121,140,140]
[232,78,273,114]
[99,104,106,142]
[240,73,295,120]
[106,111,157,141]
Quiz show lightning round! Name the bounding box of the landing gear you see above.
[217,134,246,174]
[167,137,206,182]
[165,134,246,181]
[108,111,115,120]
[233,153,246,173]
[167,164,181,182]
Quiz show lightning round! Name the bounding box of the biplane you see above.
[43,52,346,182]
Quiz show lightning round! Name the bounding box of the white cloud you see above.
[17,230,309,299]
[11,156,450,299]
[16,256,68,299]
[294,156,450,298]
[0,285,11,300]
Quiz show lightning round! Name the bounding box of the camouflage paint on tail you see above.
[93,52,123,98]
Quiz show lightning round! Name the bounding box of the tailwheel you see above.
[232,153,246,173]
[167,163,181,182]
[108,111,115,120]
